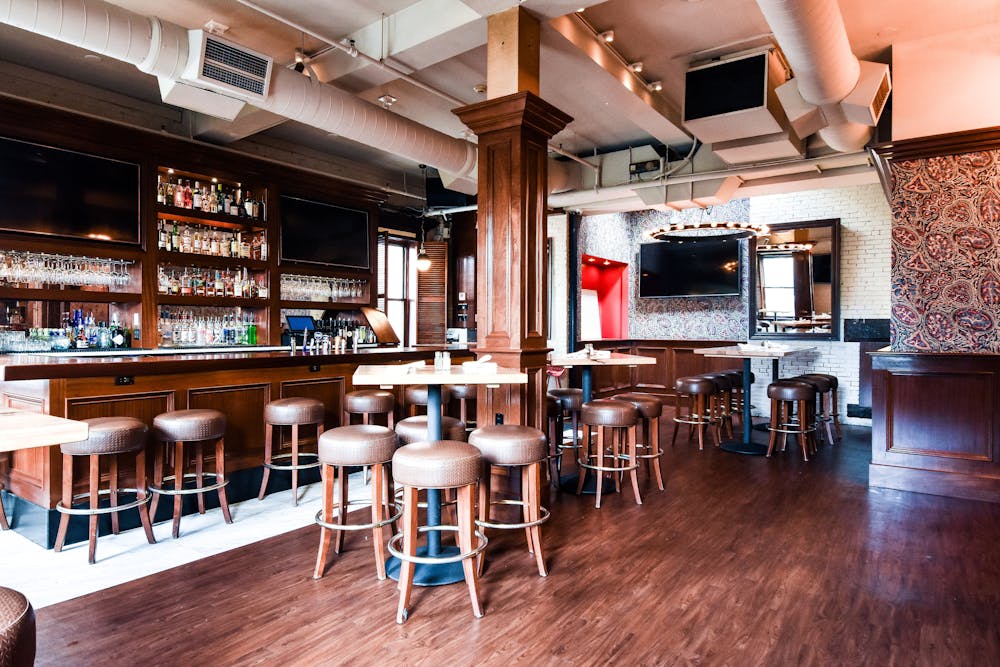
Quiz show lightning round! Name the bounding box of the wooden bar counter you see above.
[870,349,1000,503]
[0,345,470,546]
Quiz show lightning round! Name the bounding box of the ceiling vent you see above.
[182,30,273,102]
[842,61,891,126]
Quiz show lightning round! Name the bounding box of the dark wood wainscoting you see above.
[871,351,1000,503]
[585,340,742,398]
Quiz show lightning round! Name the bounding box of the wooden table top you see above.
[0,408,89,452]
[548,352,657,367]
[353,362,527,387]
[694,344,816,360]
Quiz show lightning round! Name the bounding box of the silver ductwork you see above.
[0,0,478,188]
[756,0,889,153]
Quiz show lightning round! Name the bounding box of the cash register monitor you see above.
[285,315,315,331]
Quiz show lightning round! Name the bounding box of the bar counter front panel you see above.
[0,346,472,546]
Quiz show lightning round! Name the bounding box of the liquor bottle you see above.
[231,185,242,216]
[215,183,224,214]
[244,190,255,218]
[233,269,244,298]
[231,231,241,258]
[181,225,193,254]
[173,179,185,208]
[170,222,180,252]
[251,232,261,260]
[157,220,167,250]
[156,175,165,205]
[256,276,268,299]
[183,180,193,209]
[210,231,220,257]
[192,181,202,210]
[180,269,193,296]
[132,313,140,346]
[192,226,202,254]
[258,232,268,261]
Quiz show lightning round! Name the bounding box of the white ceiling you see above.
[0,0,998,207]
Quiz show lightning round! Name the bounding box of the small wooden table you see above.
[353,361,527,586]
[548,352,657,402]
[0,408,89,452]
[695,345,816,455]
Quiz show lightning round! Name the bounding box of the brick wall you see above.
[749,183,892,424]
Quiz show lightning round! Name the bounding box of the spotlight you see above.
[294,49,305,73]
[649,80,663,91]
[377,94,398,108]
[599,30,614,43]
[628,61,643,73]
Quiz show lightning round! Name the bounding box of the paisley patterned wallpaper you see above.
[888,150,1000,352]
[578,200,752,341]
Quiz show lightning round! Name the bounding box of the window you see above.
[377,232,417,346]
[759,254,795,317]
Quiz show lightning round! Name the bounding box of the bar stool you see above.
[671,376,720,451]
[788,375,835,444]
[395,415,467,444]
[313,424,401,581]
[468,424,550,577]
[0,586,34,667]
[389,440,487,623]
[699,373,735,438]
[721,369,753,427]
[53,417,155,563]
[0,455,9,530]
[797,373,842,441]
[545,395,564,487]
[577,399,641,509]
[766,380,818,461]
[150,408,232,538]
[612,392,664,491]
[446,384,477,429]
[344,389,395,428]
[405,385,451,417]
[258,397,324,505]
[548,387,583,463]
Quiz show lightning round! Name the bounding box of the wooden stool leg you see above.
[823,393,835,444]
[258,422,273,501]
[650,417,664,491]
[767,398,779,457]
[695,395,706,451]
[798,400,810,461]
[216,437,233,524]
[628,425,642,505]
[476,463,491,576]
[290,424,300,506]
[334,464,347,554]
[611,427,622,494]
[135,449,155,545]
[149,443,163,522]
[109,454,120,535]
[0,489,8,531]
[88,454,99,564]
[671,394,681,448]
[195,442,205,515]
[575,425,591,496]
[54,454,73,552]
[172,440,184,539]
[396,485,419,624]
[457,483,483,618]
[595,426,605,509]
[521,465,533,551]
[313,463,334,579]
[527,461,547,576]
[371,462,387,580]
[832,388,842,440]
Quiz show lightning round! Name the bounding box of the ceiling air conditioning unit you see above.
[181,30,273,102]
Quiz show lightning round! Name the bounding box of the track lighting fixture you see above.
[599,30,614,43]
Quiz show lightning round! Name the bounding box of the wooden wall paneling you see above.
[448,211,477,329]
[2,386,50,506]
[633,345,670,395]
[416,240,448,344]
[187,383,270,473]
[279,377,346,451]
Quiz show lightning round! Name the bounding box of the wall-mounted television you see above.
[0,136,141,244]
[279,195,370,269]
[639,237,742,298]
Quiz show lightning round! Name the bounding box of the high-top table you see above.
[548,351,657,492]
[352,361,527,586]
[0,408,89,451]
[694,344,815,455]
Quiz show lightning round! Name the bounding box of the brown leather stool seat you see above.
[468,425,550,577]
[788,375,835,444]
[796,373,842,440]
[150,409,232,539]
[766,380,818,461]
[578,399,641,508]
[612,392,665,492]
[446,384,477,430]
[395,415,466,444]
[54,417,156,563]
[548,388,583,463]
[314,425,400,581]
[0,587,35,667]
[404,385,451,416]
[258,397,325,506]
[389,441,486,623]
[344,389,395,428]
[671,376,721,451]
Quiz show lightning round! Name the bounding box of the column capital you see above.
[454,91,572,140]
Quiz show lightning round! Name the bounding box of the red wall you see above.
[581,263,627,338]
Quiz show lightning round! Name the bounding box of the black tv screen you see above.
[639,238,742,298]
[280,195,370,269]
[685,53,767,121]
[0,136,140,244]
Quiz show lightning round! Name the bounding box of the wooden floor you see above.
[35,422,1000,666]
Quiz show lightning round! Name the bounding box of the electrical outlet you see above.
[115,376,134,386]
[495,413,504,425]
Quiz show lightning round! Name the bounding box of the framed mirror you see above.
[752,218,840,341]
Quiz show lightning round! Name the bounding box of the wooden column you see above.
[455,67,571,430]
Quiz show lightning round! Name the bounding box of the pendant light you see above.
[416,221,431,272]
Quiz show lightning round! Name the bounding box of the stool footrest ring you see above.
[387,525,487,565]
[149,472,228,496]
[475,499,550,530]
[578,458,639,473]
[56,488,149,516]
[314,500,402,531]
[264,452,321,472]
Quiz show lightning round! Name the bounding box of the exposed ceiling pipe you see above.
[0,0,478,184]
[234,0,599,175]
[755,0,873,152]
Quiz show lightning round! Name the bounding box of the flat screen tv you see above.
[279,195,370,269]
[0,136,140,244]
[639,237,742,298]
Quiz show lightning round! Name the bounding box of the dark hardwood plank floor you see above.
[35,422,1000,666]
